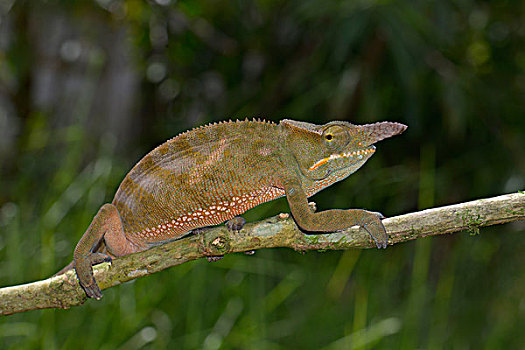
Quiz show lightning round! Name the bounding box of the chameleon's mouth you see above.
[308,146,376,171]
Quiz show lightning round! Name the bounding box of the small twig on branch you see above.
[1,192,523,316]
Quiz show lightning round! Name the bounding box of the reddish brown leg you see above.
[73,203,137,299]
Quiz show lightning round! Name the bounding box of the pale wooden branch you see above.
[1,192,523,316]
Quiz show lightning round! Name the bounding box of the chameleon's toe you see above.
[75,268,104,299]
[225,216,246,233]
[363,223,388,249]
[83,278,103,300]
[89,252,112,266]
[360,212,388,249]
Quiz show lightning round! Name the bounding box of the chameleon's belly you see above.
[117,184,285,245]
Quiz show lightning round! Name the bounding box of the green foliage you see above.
[0,0,524,348]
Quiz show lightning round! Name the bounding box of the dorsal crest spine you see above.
[172,118,277,140]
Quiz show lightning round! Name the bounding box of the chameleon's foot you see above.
[75,260,102,300]
[82,277,103,300]
[360,211,388,249]
[225,216,246,233]
[74,252,112,300]
[90,252,113,265]
[308,201,317,212]
[207,255,224,262]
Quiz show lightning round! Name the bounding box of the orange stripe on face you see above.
[308,154,341,171]
[308,148,375,171]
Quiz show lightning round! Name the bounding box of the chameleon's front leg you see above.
[74,203,137,299]
[283,179,388,248]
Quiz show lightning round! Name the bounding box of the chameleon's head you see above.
[281,119,407,181]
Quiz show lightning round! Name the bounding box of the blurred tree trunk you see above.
[28,3,140,148]
[1,1,140,157]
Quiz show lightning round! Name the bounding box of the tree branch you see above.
[1,192,523,316]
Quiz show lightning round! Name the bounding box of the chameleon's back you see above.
[112,120,285,245]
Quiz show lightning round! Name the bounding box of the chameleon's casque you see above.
[71,119,407,299]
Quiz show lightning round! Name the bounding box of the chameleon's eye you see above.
[323,125,347,146]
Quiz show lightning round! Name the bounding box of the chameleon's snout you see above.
[359,122,408,146]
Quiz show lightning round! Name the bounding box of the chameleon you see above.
[71,118,407,299]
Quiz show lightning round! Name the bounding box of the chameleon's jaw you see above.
[341,145,376,160]
[308,146,375,172]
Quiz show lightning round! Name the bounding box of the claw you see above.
[84,279,103,300]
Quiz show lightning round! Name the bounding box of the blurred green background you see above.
[1,0,524,348]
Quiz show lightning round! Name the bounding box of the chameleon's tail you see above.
[54,261,75,276]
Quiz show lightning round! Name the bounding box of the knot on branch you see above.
[199,231,231,257]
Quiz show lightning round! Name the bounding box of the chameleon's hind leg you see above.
[74,203,137,299]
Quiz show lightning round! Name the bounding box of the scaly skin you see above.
[72,119,407,299]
